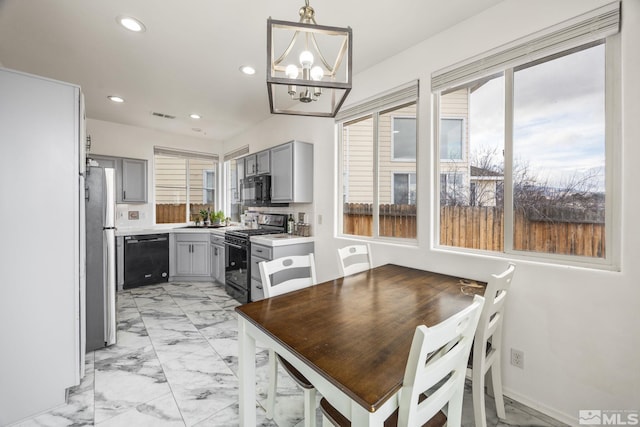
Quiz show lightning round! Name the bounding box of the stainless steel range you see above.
[224,213,288,303]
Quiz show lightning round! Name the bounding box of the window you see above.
[338,82,418,240]
[392,117,416,161]
[433,3,620,265]
[154,148,218,224]
[440,172,465,206]
[203,170,215,204]
[393,172,416,205]
[440,118,464,160]
[223,145,249,223]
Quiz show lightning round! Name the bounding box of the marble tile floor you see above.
[15,281,568,427]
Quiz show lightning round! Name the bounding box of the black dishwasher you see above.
[124,234,169,289]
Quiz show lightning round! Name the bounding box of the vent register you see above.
[152,112,176,119]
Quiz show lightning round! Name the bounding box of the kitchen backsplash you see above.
[115,204,154,229]
[114,202,315,236]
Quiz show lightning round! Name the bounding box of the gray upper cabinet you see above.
[121,158,147,203]
[244,155,257,176]
[244,150,270,176]
[256,150,270,174]
[89,154,148,204]
[270,141,313,203]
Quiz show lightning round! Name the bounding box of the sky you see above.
[469,43,606,191]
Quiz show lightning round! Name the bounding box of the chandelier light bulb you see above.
[310,66,324,81]
[299,50,314,68]
[285,64,299,79]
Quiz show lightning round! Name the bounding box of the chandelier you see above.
[267,0,352,117]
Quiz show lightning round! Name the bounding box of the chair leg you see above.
[266,349,278,420]
[303,388,317,427]
[322,413,334,427]
[485,369,494,397]
[472,365,487,427]
[490,362,506,419]
[447,378,465,427]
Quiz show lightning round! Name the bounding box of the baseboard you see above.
[503,387,578,427]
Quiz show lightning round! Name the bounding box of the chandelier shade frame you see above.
[267,16,352,117]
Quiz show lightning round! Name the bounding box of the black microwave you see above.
[241,175,271,206]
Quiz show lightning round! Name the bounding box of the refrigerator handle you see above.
[104,228,117,346]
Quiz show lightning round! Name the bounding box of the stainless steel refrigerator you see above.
[85,166,117,351]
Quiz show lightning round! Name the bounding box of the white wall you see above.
[223,0,640,424]
[87,118,224,229]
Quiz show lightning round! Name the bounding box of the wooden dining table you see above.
[236,263,485,426]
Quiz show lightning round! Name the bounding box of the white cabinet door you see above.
[245,155,257,176]
[175,242,193,276]
[256,150,270,174]
[270,143,293,202]
[213,244,225,284]
[176,240,210,276]
[122,158,147,203]
[190,242,210,275]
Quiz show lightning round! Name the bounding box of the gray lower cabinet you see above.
[250,241,315,301]
[210,234,225,284]
[171,233,210,280]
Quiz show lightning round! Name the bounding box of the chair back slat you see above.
[473,264,516,370]
[398,295,485,427]
[337,244,372,276]
[259,253,317,298]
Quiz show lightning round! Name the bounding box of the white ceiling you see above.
[0,0,502,141]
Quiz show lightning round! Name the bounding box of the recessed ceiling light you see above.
[108,95,125,103]
[240,65,256,75]
[190,114,201,119]
[117,15,146,32]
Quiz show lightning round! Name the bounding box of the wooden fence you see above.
[344,203,605,257]
[343,203,417,238]
[156,203,212,224]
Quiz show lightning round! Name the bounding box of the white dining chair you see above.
[337,244,372,276]
[470,263,516,427]
[320,294,485,427]
[259,253,317,427]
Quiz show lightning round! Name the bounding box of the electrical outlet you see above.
[511,348,524,369]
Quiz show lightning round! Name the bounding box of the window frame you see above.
[433,35,621,270]
[391,115,417,162]
[222,145,250,223]
[391,172,417,205]
[439,117,466,162]
[153,147,219,224]
[203,169,215,204]
[336,81,419,244]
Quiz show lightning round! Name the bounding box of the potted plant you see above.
[200,209,210,226]
[210,210,225,225]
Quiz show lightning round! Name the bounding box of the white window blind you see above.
[224,145,249,162]
[336,80,419,123]
[154,146,218,162]
[431,1,620,92]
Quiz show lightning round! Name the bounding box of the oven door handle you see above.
[225,242,245,250]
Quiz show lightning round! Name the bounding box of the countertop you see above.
[115,225,242,237]
[115,226,315,247]
[250,233,315,247]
